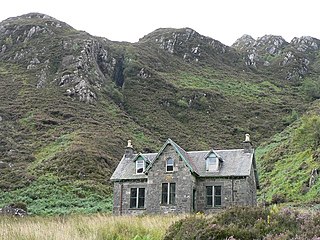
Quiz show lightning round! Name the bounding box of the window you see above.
[130,188,145,208]
[161,183,176,204]
[206,186,222,207]
[166,158,174,172]
[136,160,145,174]
[206,153,218,171]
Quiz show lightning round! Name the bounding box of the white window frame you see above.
[206,153,219,171]
[130,187,145,209]
[206,185,222,207]
[136,159,145,174]
[161,183,176,205]
[166,158,174,172]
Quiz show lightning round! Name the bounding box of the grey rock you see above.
[1,44,6,54]
[0,205,27,217]
[291,36,320,52]
[137,68,151,79]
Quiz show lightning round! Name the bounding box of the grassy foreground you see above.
[0,214,183,240]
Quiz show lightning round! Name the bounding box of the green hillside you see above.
[0,13,319,214]
[256,100,320,204]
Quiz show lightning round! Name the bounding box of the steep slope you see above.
[256,100,320,203]
[0,13,319,214]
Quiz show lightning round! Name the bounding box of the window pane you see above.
[138,188,145,208]
[130,188,137,208]
[131,188,137,197]
[214,186,222,207]
[169,183,176,204]
[215,186,221,196]
[162,183,168,204]
[167,158,173,165]
[206,186,213,207]
[207,156,217,171]
[214,196,221,206]
[166,158,174,172]
[136,160,144,173]
[206,186,213,196]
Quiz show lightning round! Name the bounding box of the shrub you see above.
[164,207,320,240]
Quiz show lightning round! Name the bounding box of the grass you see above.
[0,214,183,240]
[256,101,320,203]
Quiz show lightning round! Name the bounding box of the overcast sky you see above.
[0,0,319,46]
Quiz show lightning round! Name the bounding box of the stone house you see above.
[110,135,259,215]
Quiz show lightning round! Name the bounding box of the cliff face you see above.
[0,13,319,214]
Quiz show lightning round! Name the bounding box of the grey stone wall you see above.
[196,175,257,214]
[146,145,195,214]
[112,180,147,216]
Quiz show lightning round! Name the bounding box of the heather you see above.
[164,206,320,240]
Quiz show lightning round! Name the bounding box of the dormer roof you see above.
[145,138,199,175]
[205,149,224,162]
[132,153,150,163]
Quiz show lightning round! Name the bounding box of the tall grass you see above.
[0,214,183,240]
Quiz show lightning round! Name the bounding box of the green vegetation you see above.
[256,100,320,203]
[165,207,320,240]
[302,77,320,100]
[0,174,113,215]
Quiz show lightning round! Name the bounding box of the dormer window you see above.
[206,153,219,172]
[166,158,174,172]
[136,159,145,174]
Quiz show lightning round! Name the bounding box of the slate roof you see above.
[110,139,258,187]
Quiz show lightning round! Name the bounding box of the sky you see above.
[0,0,319,46]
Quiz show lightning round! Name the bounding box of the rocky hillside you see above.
[233,34,320,81]
[0,13,319,214]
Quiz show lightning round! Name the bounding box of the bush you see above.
[164,207,320,240]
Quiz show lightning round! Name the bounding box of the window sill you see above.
[129,208,146,210]
[205,206,222,209]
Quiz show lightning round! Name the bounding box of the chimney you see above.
[243,134,253,153]
[124,140,134,159]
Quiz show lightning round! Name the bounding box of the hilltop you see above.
[0,13,319,214]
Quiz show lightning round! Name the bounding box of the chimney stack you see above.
[124,140,134,159]
[243,134,253,153]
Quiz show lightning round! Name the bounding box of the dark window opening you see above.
[130,188,145,209]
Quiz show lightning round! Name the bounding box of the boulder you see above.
[0,204,27,217]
